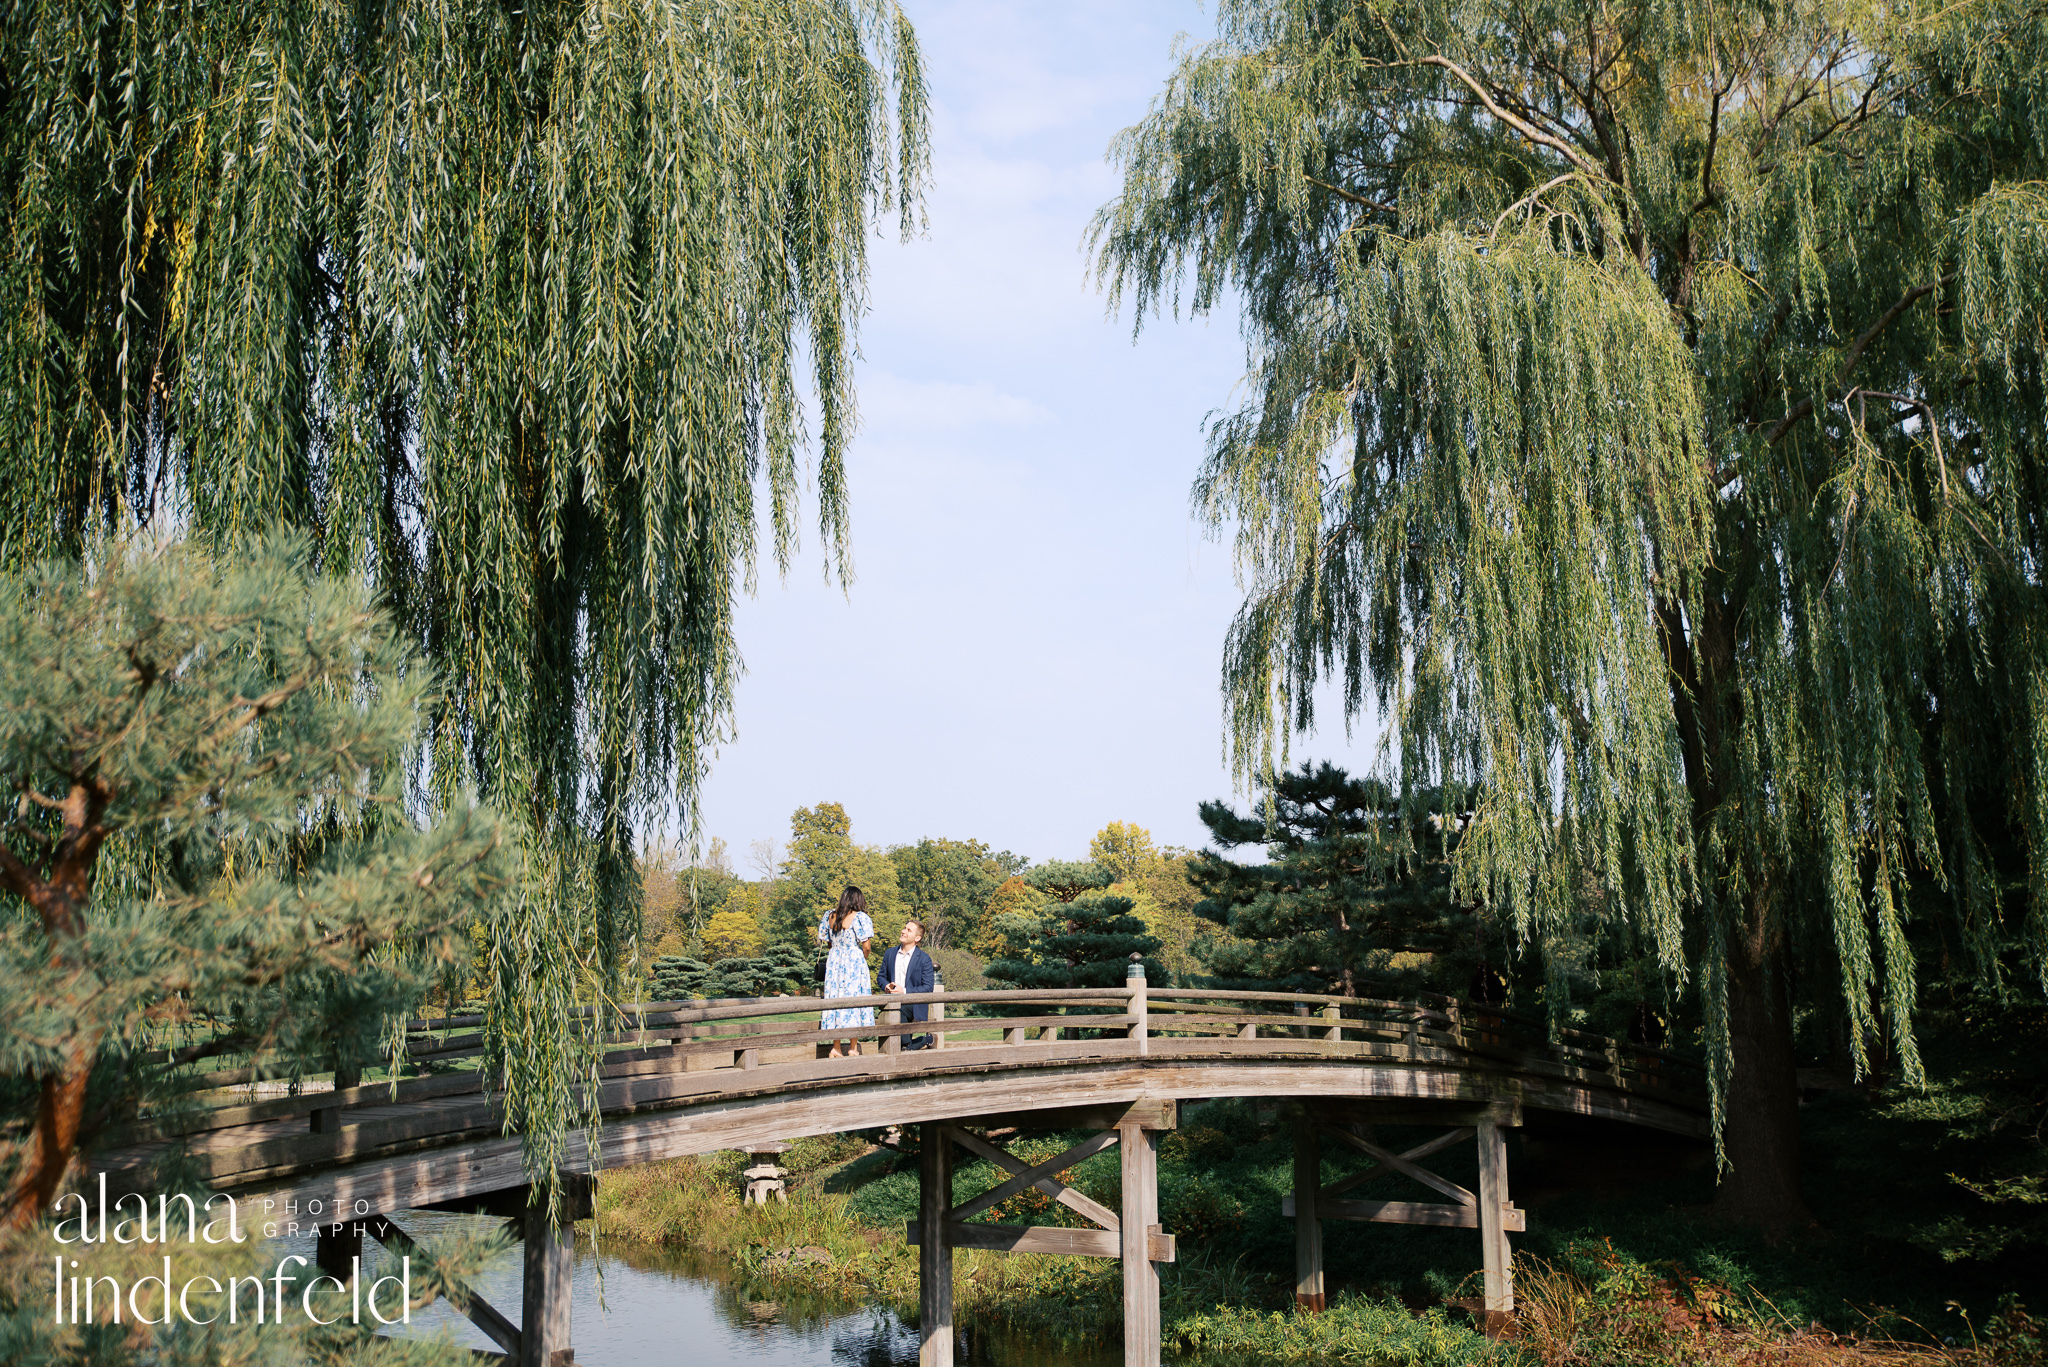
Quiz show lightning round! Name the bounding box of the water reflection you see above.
[272,1211,1119,1366]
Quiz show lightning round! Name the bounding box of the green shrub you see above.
[1173,1294,1508,1365]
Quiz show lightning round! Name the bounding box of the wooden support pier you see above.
[307,1178,585,1365]
[1291,1113,1324,1311]
[908,1100,1178,1366]
[1286,1101,1522,1331]
[520,1197,574,1367]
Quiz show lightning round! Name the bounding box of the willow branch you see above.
[1758,276,1952,448]
[1305,176,1397,215]
[1410,55,1606,180]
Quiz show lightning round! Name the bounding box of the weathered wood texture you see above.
[368,1215,523,1358]
[1121,1120,1162,1367]
[100,988,1704,1230]
[1282,1194,1528,1231]
[519,1200,573,1367]
[907,1220,1176,1260]
[919,1122,953,1367]
[1292,1116,1324,1312]
[1477,1117,1514,1318]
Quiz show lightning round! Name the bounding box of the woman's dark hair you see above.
[831,885,868,933]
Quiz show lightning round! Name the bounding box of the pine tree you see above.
[650,940,811,1001]
[985,895,1166,990]
[1190,763,1472,998]
[0,534,511,1229]
[1024,860,1112,904]
[1093,0,2048,1227]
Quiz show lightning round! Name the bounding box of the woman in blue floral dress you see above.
[817,886,875,1057]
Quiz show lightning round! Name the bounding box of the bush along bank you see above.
[590,1096,2042,1366]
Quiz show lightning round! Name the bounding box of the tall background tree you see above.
[1090,820,1161,884]
[768,802,901,956]
[888,837,1005,949]
[1094,0,2048,1227]
[1,0,927,1179]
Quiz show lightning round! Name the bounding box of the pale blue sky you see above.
[690,0,1379,866]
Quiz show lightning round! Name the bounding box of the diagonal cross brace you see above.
[943,1125,1122,1232]
[1321,1127,1476,1206]
[367,1215,522,1358]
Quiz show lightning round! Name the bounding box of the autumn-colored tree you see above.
[1090,821,1161,884]
[1116,849,1211,981]
[974,876,1050,960]
[702,906,767,961]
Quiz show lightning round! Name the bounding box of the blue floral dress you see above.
[818,910,875,1032]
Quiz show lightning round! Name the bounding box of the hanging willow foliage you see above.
[1094,0,2048,1218]
[1,0,927,1185]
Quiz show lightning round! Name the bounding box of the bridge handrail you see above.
[397,986,1703,1075]
[107,983,1711,1171]
[1150,987,1418,1006]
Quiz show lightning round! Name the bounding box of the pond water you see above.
[273,1211,1122,1366]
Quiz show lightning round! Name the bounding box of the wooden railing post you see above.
[1446,999,1465,1050]
[882,999,902,1055]
[1321,1003,1342,1042]
[1127,960,1148,1055]
[930,972,945,1051]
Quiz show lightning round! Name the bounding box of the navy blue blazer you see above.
[881,945,935,1021]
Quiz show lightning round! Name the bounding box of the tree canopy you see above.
[1090,820,1162,884]
[887,837,1006,948]
[1094,0,2048,1224]
[1,0,929,1179]
[1025,859,1113,904]
[769,802,900,953]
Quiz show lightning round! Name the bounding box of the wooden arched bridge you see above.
[98,974,1707,1367]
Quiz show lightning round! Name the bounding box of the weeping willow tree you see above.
[1094,0,2048,1227]
[0,0,927,1187]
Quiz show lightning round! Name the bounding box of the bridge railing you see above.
[124,985,1701,1138]
[394,983,1705,1097]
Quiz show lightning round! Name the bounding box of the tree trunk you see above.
[1664,599,1813,1237]
[4,1035,96,1230]
[1712,932,1812,1235]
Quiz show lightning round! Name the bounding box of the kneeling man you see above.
[881,919,936,1050]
